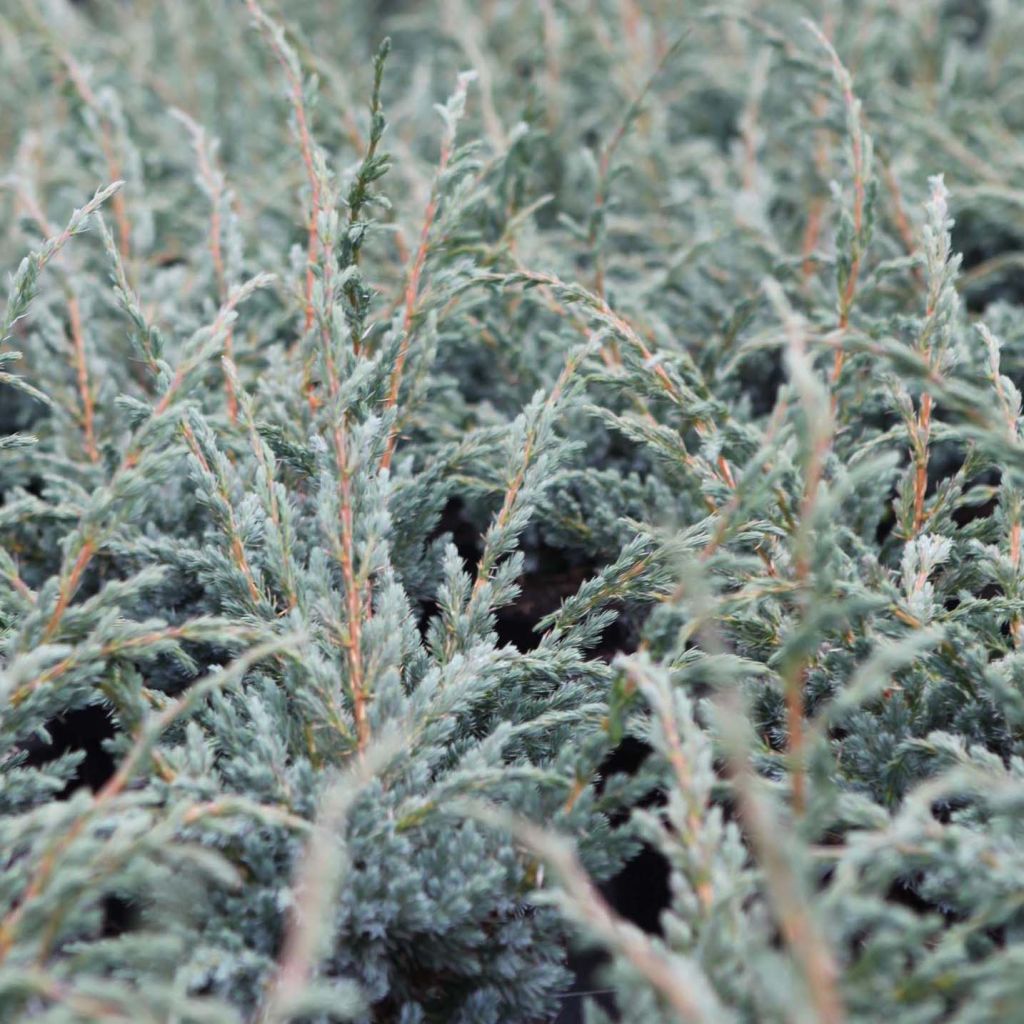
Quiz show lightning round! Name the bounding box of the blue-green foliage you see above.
[5,2,1024,1023]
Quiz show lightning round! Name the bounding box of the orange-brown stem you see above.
[380,129,454,470]
[786,668,807,816]
[912,392,932,535]
[65,295,99,462]
[246,0,321,339]
[181,423,261,603]
[16,193,100,462]
[334,420,369,752]
[59,51,132,267]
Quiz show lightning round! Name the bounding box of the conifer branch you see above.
[381,70,474,471]
[245,0,321,336]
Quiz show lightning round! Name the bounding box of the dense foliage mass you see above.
[3,1,1024,1021]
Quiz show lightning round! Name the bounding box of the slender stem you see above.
[15,189,99,461]
[246,0,321,337]
[181,422,261,604]
[57,50,132,270]
[380,72,470,470]
[181,113,238,421]
[39,283,259,643]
